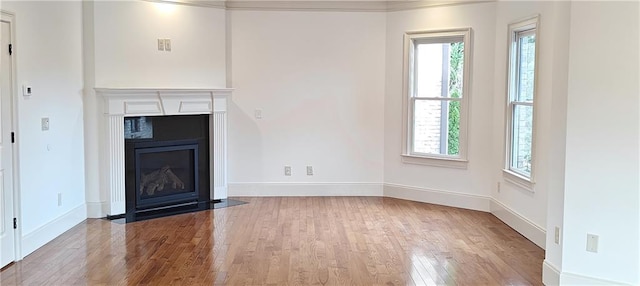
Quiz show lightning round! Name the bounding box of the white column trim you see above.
[107,115,126,215]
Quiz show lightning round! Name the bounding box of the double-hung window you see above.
[402,28,472,168]
[505,16,539,187]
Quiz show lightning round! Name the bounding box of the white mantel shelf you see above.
[95,88,233,116]
[94,88,232,217]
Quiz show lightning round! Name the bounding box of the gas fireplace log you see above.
[140,166,186,196]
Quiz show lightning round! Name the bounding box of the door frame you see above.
[1,9,23,262]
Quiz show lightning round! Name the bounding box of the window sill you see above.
[401,154,468,169]
[502,169,535,192]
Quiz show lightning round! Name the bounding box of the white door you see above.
[0,15,16,268]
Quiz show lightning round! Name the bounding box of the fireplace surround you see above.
[96,88,232,218]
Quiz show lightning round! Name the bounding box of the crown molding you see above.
[145,0,495,12]
[386,0,494,12]
[227,1,388,12]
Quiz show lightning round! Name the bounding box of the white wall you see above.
[491,1,571,250]
[228,10,386,195]
[1,1,86,256]
[383,2,496,208]
[93,1,226,88]
[561,1,639,284]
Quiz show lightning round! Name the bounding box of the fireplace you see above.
[124,115,211,222]
[93,88,231,219]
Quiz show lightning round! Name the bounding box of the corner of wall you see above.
[490,198,546,249]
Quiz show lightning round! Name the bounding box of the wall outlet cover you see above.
[284,166,291,176]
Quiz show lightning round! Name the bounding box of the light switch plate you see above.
[41,117,50,131]
[164,39,171,51]
[157,39,165,51]
[23,84,33,96]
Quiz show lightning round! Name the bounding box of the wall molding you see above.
[21,204,87,258]
[542,260,560,286]
[490,198,546,249]
[560,271,633,286]
[147,0,495,12]
[229,182,384,197]
[383,183,490,212]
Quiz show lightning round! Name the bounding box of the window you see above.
[505,16,538,187]
[402,28,471,168]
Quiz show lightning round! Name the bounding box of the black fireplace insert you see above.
[124,115,211,222]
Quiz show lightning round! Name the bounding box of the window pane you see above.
[415,42,464,98]
[510,104,533,175]
[413,99,459,155]
[517,33,535,102]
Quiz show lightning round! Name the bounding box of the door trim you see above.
[1,9,22,261]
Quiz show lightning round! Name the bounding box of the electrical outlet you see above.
[497,182,501,193]
[586,233,599,253]
[164,39,172,51]
[554,227,560,244]
[255,109,263,119]
[284,166,291,176]
[57,193,62,207]
[306,166,313,176]
[41,117,50,131]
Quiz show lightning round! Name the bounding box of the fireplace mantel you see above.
[95,88,232,216]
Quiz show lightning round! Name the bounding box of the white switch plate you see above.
[306,166,313,176]
[23,84,32,96]
[284,166,291,176]
[255,109,263,119]
[157,39,165,51]
[586,233,599,253]
[57,193,62,206]
[41,117,50,131]
[164,39,171,51]
[554,227,560,244]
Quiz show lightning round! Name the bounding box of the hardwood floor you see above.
[0,197,543,285]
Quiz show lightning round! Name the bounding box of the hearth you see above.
[124,115,211,222]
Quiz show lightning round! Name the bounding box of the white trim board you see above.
[560,271,634,286]
[543,259,560,286]
[147,0,495,12]
[383,183,490,212]
[490,199,546,249]
[21,204,87,258]
[229,182,383,197]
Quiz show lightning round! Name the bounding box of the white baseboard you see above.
[86,201,108,218]
[560,271,633,285]
[383,183,490,212]
[490,199,546,249]
[228,182,383,197]
[21,204,87,258]
[543,260,560,285]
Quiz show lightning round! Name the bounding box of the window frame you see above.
[401,28,472,169]
[503,15,540,190]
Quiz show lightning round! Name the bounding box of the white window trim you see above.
[503,15,539,191]
[401,28,472,169]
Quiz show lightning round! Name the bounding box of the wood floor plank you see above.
[0,197,544,285]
